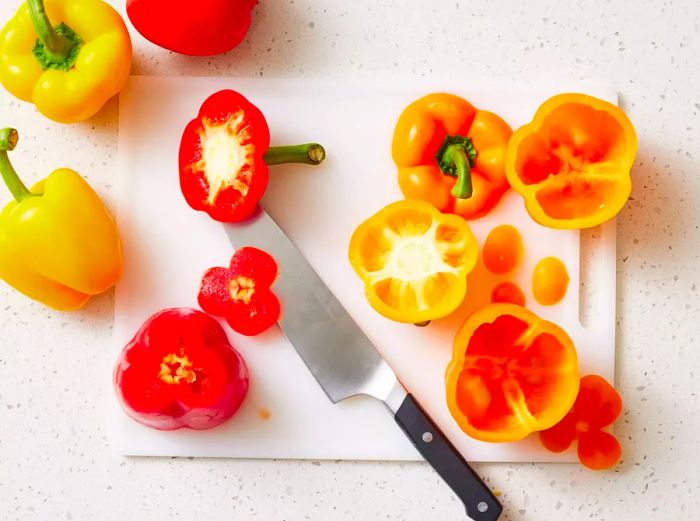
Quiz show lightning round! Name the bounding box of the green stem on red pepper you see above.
[264,143,326,166]
[27,0,82,71]
[435,135,478,199]
[0,128,33,202]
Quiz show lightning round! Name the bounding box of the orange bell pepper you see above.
[446,304,579,442]
[348,199,478,324]
[505,93,637,229]
[392,93,512,220]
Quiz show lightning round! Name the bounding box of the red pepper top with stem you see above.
[179,89,326,223]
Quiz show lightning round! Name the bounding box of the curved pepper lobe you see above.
[113,308,249,431]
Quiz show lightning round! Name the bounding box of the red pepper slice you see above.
[198,247,280,336]
[179,90,325,222]
[113,308,249,431]
[539,374,623,470]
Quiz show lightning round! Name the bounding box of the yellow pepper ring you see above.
[0,0,132,123]
[349,199,478,324]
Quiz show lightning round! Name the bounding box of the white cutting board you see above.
[114,76,617,462]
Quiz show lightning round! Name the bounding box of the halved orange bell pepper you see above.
[446,304,579,442]
[348,199,478,324]
[505,93,637,229]
[392,93,512,220]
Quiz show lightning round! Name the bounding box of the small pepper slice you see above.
[113,308,249,431]
[348,199,478,324]
[0,128,122,310]
[0,0,132,123]
[198,247,280,336]
[446,304,579,442]
[179,89,325,223]
[505,93,637,229]
[539,375,623,470]
[392,93,513,220]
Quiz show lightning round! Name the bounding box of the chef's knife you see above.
[224,207,502,521]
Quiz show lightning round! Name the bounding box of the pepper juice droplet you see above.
[532,257,569,305]
[482,225,523,275]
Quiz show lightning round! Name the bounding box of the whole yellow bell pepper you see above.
[0,128,122,310]
[348,199,478,324]
[0,0,132,123]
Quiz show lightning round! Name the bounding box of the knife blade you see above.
[224,206,502,521]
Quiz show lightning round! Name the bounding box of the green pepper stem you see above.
[264,143,326,166]
[27,0,75,62]
[435,135,478,199]
[0,128,33,202]
[446,145,473,199]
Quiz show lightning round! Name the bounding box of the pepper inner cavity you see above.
[196,113,254,204]
[158,353,197,384]
[229,276,256,303]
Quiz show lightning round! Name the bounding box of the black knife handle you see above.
[394,394,502,521]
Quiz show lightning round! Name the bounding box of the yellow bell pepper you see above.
[348,199,478,324]
[0,0,132,123]
[0,128,122,310]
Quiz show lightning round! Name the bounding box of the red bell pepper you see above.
[126,0,257,56]
[113,308,249,431]
[179,89,325,223]
[198,247,280,336]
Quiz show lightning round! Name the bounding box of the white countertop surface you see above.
[1,1,698,520]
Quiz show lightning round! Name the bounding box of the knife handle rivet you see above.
[421,431,433,443]
[477,502,489,513]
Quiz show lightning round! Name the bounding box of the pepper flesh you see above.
[348,199,478,324]
[446,304,579,442]
[127,0,257,56]
[198,247,281,336]
[0,0,132,123]
[179,89,325,223]
[505,93,637,229]
[539,374,623,470]
[0,128,122,310]
[392,93,513,220]
[113,308,249,431]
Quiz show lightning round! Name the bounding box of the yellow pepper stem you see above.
[27,0,80,69]
[0,128,34,202]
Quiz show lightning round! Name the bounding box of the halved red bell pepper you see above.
[198,247,280,336]
[113,308,249,431]
[179,89,325,223]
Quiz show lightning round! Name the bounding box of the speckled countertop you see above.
[1,1,699,520]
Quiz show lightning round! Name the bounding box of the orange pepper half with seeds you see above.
[348,199,478,324]
[392,93,513,220]
[446,304,579,443]
[505,93,637,229]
